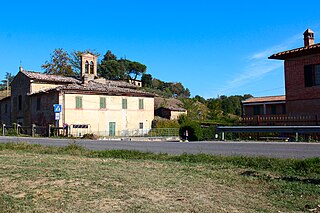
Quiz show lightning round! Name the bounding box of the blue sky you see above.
[1,0,320,98]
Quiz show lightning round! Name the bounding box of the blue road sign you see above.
[53,104,62,113]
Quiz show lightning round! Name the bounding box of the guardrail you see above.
[216,126,320,141]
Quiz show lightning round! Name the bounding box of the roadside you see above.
[0,143,319,212]
[0,136,320,159]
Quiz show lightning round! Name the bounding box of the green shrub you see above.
[179,121,202,141]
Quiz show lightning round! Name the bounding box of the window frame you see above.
[122,98,127,109]
[100,97,106,109]
[76,96,83,109]
[304,64,320,87]
[139,99,144,109]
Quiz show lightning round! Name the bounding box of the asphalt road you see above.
[0,136,320,159]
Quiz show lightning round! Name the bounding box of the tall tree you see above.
[98,50,126,80]
[141,73,152,87]
[98,50,147,81]
[119,59,146,80]
[0,72,14,90]
[42,48,74,76]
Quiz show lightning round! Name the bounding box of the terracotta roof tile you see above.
[21,70,80,83]
[30,81,155,97]
[242,95,286,104]
[269,43,320,60]
[154,97,186,111]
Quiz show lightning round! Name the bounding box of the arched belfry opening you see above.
[81,53,97,80]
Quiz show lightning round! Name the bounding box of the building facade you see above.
[269,29,320,116]
[242,95,286,116]
[242,29,320,125]
[0,53,155,137]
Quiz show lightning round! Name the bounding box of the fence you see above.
[0,124,62,137]
[0,123,179,139]
[241,115,319,126]
[91,128,179,138]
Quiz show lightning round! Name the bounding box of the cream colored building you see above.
[0,53,155,137]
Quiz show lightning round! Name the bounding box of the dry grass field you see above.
[0,143,319,212]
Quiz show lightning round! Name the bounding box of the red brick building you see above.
[269,29,320,116]
[242,95,286,116]
[242,29,320,125]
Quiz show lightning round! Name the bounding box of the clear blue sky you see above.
[1,0,320,98]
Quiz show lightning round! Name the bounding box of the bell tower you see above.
[81,53,98,80]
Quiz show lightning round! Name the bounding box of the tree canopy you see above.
[42,48,74,76]
[98,50,146,81]
[0,72,14,90]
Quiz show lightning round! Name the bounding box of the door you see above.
[109,122,116,136]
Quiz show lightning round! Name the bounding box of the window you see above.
[85,61,89,74]
[271,105,277,115]
[253,105,260,115]
[100,97,106,109]
[122,99,127,109]
[76,96,83,109]
[18,95,22,111]
[304,64,320,87]
[282,105,286,114]
[90,61,94,74]
[36,97,41,111]
[139,99,144,109]
[139,122,143,129]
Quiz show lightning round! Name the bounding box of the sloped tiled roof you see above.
[30,81,155,97]
[94,78,138,89]
[269,43,320,60]
[21,70,80,84]
[0,90,10,100]
[154,97,186,111]
[242,95,286,104]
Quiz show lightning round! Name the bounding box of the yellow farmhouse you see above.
[1,53,155,137]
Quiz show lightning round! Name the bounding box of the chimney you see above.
[304,29,315,47]
[19,66,23,72]
[83,74,89,85]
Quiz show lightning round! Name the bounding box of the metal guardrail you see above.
[216,126,320,133]
[216,126,320,141]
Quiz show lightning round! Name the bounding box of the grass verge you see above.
[0,142,319,212]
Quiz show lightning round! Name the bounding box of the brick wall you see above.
[285,54,320,100]
[287,99,320,115]
[284,53,320,114]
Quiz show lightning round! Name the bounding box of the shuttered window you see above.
[139,99,144,109]
[76,96,82,109]
[304,64,320,87]
[100,97,106,109]
[122,99,127,109]
[304,65,313,87]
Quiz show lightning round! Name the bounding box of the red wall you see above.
[284,53,320,114]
